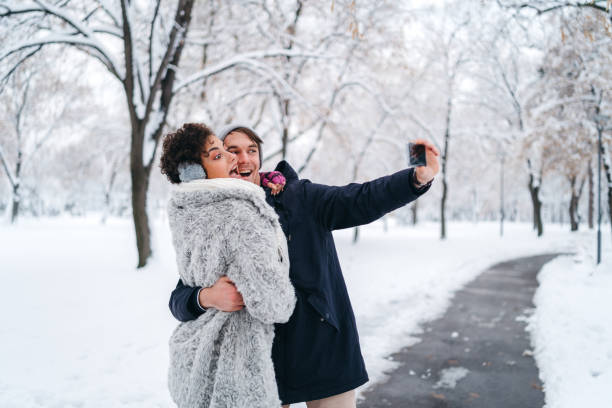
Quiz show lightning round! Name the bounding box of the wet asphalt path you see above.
[358,254,562,408]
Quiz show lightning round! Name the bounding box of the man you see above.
[169,124,440,407]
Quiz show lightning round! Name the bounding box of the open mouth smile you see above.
[229,166,253,179]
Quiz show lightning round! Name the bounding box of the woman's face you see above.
[200,135,238,179]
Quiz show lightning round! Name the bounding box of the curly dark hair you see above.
[160,123,214,184]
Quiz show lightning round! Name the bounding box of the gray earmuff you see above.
[178,162,207,183]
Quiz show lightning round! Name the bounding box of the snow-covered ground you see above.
[526,231,612,408]
[0,216,608,407]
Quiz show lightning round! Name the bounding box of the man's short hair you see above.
[217,124,263,165]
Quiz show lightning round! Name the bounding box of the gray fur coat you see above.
[167,178,295,408]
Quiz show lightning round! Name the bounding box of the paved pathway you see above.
[358,254,562,408]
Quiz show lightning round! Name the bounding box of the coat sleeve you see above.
[222,204,295,325]
[303,167,431,231]
[168,279,205,322]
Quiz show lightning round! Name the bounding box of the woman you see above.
[160,123,295,408]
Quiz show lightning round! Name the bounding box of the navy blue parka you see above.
[168,161,431,404]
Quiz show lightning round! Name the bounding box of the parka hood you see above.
[274,160,299,182]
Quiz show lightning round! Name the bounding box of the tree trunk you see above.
[131,160,151,268]
[588,158,594,229]
[608,182,612,240]
[440,98,451,240]
[129,121,152,268]
[101,165,119,224]
[10,185,19,224]
[441,176,447,239]
[411,200,418,225]
[126,0,194,267]
[569,175,579,231]
[353,226,359,244]
[471,189,478,223]
[10,151,22,224]
[500,155,505,237]
[527,169,543,236]
[281,98,290,160]
[602,144,612,240]
[279,2,302,161]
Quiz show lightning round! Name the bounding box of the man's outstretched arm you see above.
[169,276,245,322]
[304,168,429,231]
[305,139,439,231]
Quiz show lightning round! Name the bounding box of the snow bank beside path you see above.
[527,233,612,408]
[0,217,586,406]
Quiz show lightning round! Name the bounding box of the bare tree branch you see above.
[92,0,121,27]
[1,2,123,78]
[142,1,190,126]
[297,79,394,173]
[0,45,42,89]
[172,49,331,94]
[0,36,121,80]
[90,24,122,38]
[352,112,390,180]
[497,0,611,26]
[25,104,69,165]
[148,0,161,87]
[120,0,137,120]
[144,0,196,172]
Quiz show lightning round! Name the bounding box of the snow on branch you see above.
[0,1,123,80]
[223,88,275,109]
[499,0,609,15]
[6,1,100,40]
[147,0,161,87]
[0,35,121,80]
[90,24,123,38]
[93,0,121,27]
[141,6,188,123]
[0,45,42,87]
[172,49,332,94]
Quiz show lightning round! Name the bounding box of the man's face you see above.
[224,131,261,185]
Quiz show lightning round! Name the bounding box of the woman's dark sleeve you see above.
[168,279,205,322]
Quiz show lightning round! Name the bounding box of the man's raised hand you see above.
[412,138,440,185]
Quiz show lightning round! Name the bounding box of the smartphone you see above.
[407,143,426,167]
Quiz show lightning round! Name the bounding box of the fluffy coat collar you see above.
[174,177,264,197]
[172,177,278,221]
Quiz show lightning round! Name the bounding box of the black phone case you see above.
[408,143,426,167]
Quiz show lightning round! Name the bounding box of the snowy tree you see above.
[0,0,198,265]
[525,8,612,233]
[176,0,400,175]
[0,0,324,266]
[463,2,544,235]
[399,1,475,239]
[0,52,86,223]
